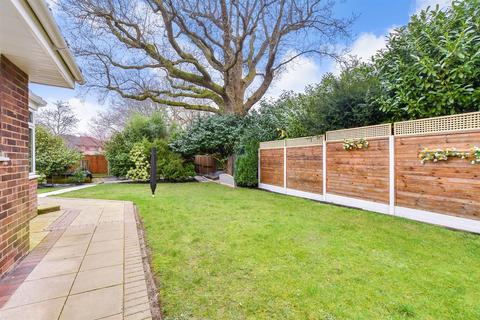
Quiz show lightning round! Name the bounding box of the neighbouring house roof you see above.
[29,90,47,110]
[0,0,84,88]
[63,135,104,152]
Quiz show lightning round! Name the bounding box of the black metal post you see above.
[150,147,157,197]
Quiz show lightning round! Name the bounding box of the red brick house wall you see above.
[0,56,35,277]
[28,179,38,221]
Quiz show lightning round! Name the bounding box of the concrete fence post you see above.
[257,148,261,186]
[283,140,287,192]
[322,135,327,201]
[389,135,395,215]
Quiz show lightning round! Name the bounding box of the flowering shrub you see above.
[343,138,369,151]
[473,146,480,164]
[419,146,480,165]
[126,143,150,181]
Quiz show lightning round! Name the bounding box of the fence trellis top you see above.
[259,140,285,149]
[326,124,391,142]
[259,135,324,149]
[285,135,323,147]
[259,111,480,148]
[394,111,480,136]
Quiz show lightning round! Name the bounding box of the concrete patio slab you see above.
[3,273,75,309]
[0,198,155,320]
[0,297,66,320]
[71,265,123,295]
[60,284,123,320]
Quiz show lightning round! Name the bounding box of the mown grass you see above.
[59,182,480,319]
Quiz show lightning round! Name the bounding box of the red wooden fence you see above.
[194,155,216,175]
[84,155,108,174]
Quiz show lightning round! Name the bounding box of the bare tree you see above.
[88,97,201,141]
[60,0,351,116]
[37,101,79,135]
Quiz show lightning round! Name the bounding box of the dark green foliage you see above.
[234,100,305,187]
[169,114,245,163]
[105,112,168,177]
[374,0,480,119]
[122,112,168,141]
[299,63,390,134]
[105,112,193,181]
[69,169,88,184]
[141,139,195,182]
[35,126,83,179]
[234,138,260,187]
[104,133,133,177]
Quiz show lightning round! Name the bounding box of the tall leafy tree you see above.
[298,62,389,135]
[374,0,480,119]
[59,0,351,115]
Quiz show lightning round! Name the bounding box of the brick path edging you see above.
[124,202,162,319]
[132,205,162,320]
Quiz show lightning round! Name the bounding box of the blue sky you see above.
[31,0,450,134]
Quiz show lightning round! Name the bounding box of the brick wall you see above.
[0,55,32,277]
[28,178,38,221]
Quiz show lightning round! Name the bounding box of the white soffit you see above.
[0,0,81,88]
[29,90,47,110]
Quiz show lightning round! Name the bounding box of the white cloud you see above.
[265,54,324,99]
[66,98,104,135]
[414,0,451,13]
[350,32,387,62]
[263,31,389,99]
[329,31,390,75]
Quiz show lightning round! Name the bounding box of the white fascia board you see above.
[9,0,76,88]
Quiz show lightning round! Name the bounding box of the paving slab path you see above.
[0,198,156,320]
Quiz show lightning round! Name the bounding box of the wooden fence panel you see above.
[260,148,284,187]
[286,146,323,194]
[84,155,108,174]
[395,132,480,220]
[326,138,390,204]
[194,155,216,175]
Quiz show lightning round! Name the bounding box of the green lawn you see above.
[59,183,480,319]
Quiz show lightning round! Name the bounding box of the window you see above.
[28,109,35,175]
